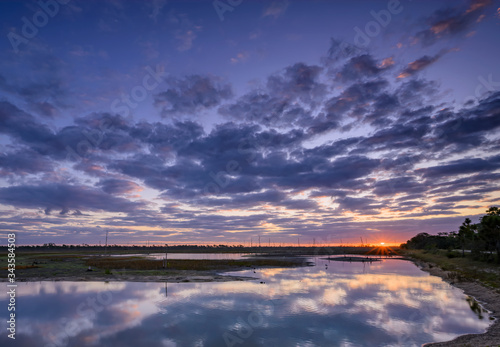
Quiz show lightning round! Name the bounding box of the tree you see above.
[405,233,430,249]
[478,207,500,262]
[458,218,476,257]
[486,207,499,216]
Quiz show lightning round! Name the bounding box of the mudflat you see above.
[0,251,310,283]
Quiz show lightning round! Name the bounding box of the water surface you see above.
[0,256,491,347]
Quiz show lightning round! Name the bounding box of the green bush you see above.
[446,251,459,258]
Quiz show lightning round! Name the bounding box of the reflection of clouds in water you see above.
[80,285,161,346]
[160,338,177,347]
[290,297,329,314]
[322,287,347,306]
[199,298,236,310]
[0,259,492,347]
[0,281,127,299]
[2,282,167,347]
[345,273,441,291]
[259,268,287,277]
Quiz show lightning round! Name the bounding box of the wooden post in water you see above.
[164,244,168,269]
[105,230,108,256]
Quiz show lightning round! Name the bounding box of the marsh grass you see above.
[0,251,307,280]
[85,258,302,271]
[1,265,40,270]
[404,249,500,289]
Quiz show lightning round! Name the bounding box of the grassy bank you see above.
[403,249,500,291]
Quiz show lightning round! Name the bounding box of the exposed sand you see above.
[410,259,500,346]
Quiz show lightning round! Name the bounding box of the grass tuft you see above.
[404,249,500,289]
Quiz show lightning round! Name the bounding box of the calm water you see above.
[0,256,492,347]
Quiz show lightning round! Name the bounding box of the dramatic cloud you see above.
[98,179,143,196]
[414,0,493,46]
[262,1,289,18]
[0,184,144,215]
[220,63,325,128]
[0,1,498,244]
[0,149,54,177]
[422,155,500,178]
[154,75,233,117]
[398,51,447,78]
[337,54,392,82]
[267,63,326,102]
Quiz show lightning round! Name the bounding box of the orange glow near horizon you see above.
[363,242,400,257]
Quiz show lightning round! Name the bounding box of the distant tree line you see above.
[401,207,500,263]
[0,244,248,253]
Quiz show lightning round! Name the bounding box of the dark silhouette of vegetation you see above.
[401,207,500,263]
[85,257,305,271]
[0,244,392,256]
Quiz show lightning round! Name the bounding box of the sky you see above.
[0,0,499,246]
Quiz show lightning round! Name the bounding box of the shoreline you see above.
[408,257,500,346]
[0,271,257,283]
[1,256,311,283]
